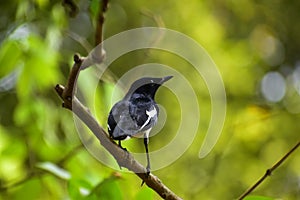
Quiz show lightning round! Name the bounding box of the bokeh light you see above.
[261,71,286,102]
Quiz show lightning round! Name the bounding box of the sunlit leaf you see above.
[14,34,60,99]
[0,40,22,77]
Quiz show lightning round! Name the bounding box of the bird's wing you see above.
[108,100,158,139]
[108,101,140,140]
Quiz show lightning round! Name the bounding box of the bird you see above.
[107,76,173,176]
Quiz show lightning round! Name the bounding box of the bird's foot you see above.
[120,146,127,151]
[118,140,127,151]
[146,168,150,177]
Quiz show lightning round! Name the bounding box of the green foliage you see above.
[1,0,300,199]
[88,175,123,200]
[68,178,94,199]
[0,40,22,76]
[36,162,71,180]
[134,187,154,200]
[10,179,43,200]
[244,196,275,200]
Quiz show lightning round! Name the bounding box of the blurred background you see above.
[1,0,300,199]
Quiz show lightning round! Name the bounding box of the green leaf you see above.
[0,40,22,77]
[68,178,93,200]
[15,34,60,99]
[89,176,122,200]
[36,162,71,180]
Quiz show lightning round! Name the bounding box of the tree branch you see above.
[95,0,109,46]
[238,140,300,199]
[54,82,182,200]
[55,1,182,198]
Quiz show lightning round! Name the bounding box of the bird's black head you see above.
[124,76,173,100]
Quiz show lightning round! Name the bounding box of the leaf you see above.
[68,178,93,200]
[89,175,123,200]
[0,40,22,77]
[36,162,71,180]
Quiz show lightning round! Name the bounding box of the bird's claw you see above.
[120,146,127,151]
[146,166,150,176]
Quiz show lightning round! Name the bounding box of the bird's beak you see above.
[160,76,173,84]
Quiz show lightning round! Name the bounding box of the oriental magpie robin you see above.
[107,76,173,175]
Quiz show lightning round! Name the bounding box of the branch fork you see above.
[54,53,182,200]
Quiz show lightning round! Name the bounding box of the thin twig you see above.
[238,140,300,199]
[61,54,83,109]
[95,0,109,46]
